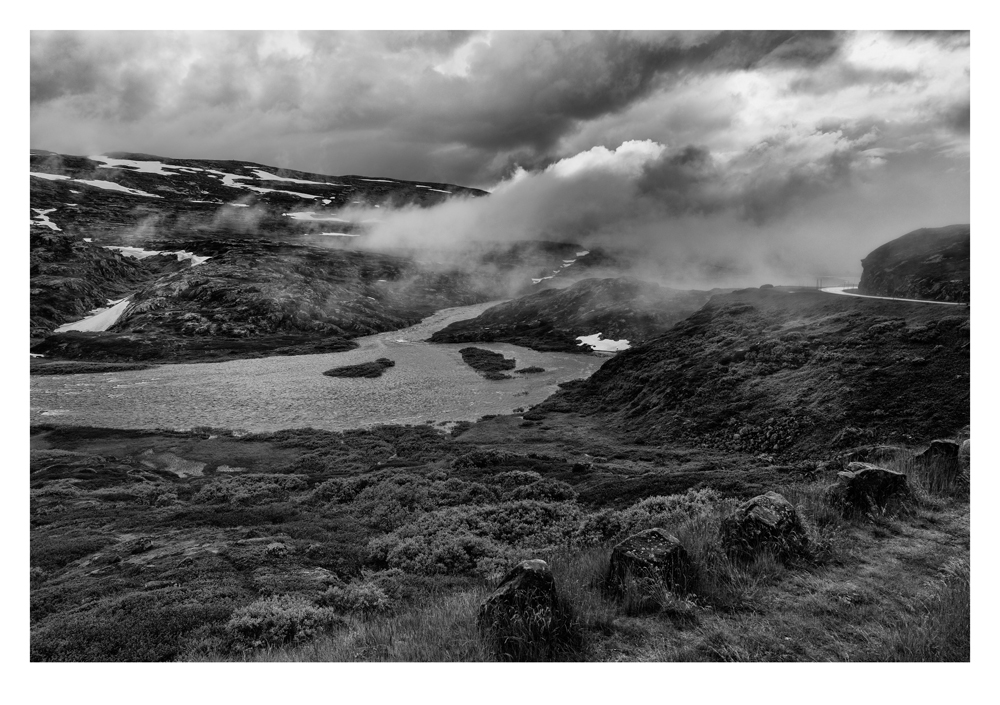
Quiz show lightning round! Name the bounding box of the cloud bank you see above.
[31,30,970,281]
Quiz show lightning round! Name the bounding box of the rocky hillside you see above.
[537,287,969,458]
[31,239,494,363]
[30,149,486,244]
[858,224,970,303]
[429,278,715,352]
[29,230,187,338]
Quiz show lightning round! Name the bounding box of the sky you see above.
[30,29,971,279]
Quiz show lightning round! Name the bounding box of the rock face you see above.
[430,277,714,353]
[606,528,693,595]
[858,225,970,303]
[826,462,912,517]
[917,439,961,462]
[477,559,577,661]
[720,492,809,562]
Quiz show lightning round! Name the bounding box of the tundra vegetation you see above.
[30,416,969,662]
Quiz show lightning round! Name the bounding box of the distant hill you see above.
[429,277,716,353]
[30,150,487,245]
[858,225,970,303]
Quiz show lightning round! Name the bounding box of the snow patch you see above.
[88,155,189,176]
[576,250,590,257]
[416,186,452,193]
[576,333,630,352]
[250,169,326,185]
[74,180,163,198]
[104,246,210,266]
[359,178,395,183]
[55,298,132,333]
[318,232,359,237]
[283,211,350,222]
[30,172,70,181]
[31,208,61,231]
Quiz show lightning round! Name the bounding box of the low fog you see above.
[333,137,969,289]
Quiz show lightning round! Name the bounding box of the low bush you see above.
[31,594,232,661]
[225,595,344,652]
[193,474,309,506]
[320,581,394,615]
[369,500,585,575]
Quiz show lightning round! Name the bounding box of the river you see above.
[30,302,607,432]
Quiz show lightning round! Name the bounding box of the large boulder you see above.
[826,462,913,517]
[477,559,577,661]
[720,491,809,563]
[960,439,970,470]
[917,439,961,463]
[606,528,693,596]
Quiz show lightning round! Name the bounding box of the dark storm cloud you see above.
[29,30,851,182]
[399,31,847,155]
[940,100,971,135]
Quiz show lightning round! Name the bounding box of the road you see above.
[820,286,968,307]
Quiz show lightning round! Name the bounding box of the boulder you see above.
[720,491,809,563]
[606,528,693,595]
[917,439,961,462]
[960,439,970,469]
[477,559,576,661]
[826,462,912,517]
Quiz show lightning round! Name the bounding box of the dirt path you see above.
[820,286,967,307]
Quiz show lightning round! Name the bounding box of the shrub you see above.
[320,581,394,615]
[453,449,521,469]
[576,488,722,545]
[493,470,542,488]
[194,474,309,506]
[225,595,343,652]
[505,478,578,502]
[31,594,231,661]
[369,501,584,575]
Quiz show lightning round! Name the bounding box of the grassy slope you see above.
[29,421,969,662]
[541,287,969,458]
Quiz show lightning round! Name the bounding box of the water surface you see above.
[30,302,606,432]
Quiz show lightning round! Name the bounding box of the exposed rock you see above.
[477,559,577,661]
[960,439,970,470]
[606,528,693,595]
[917,439,961,462]
[837,444,906,468]
[323,358,395,378]
[720,491,809,562]
[459,347,517,379]
[858,224,970,303]
[826,462,913,517]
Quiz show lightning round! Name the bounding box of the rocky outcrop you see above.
[430,277,714,353]
[477,559,578,661]
[606,528,693,595]
[720,491,809,563]
[826,462,913,517]
[323,358,395,378]
[858,225,970,303]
